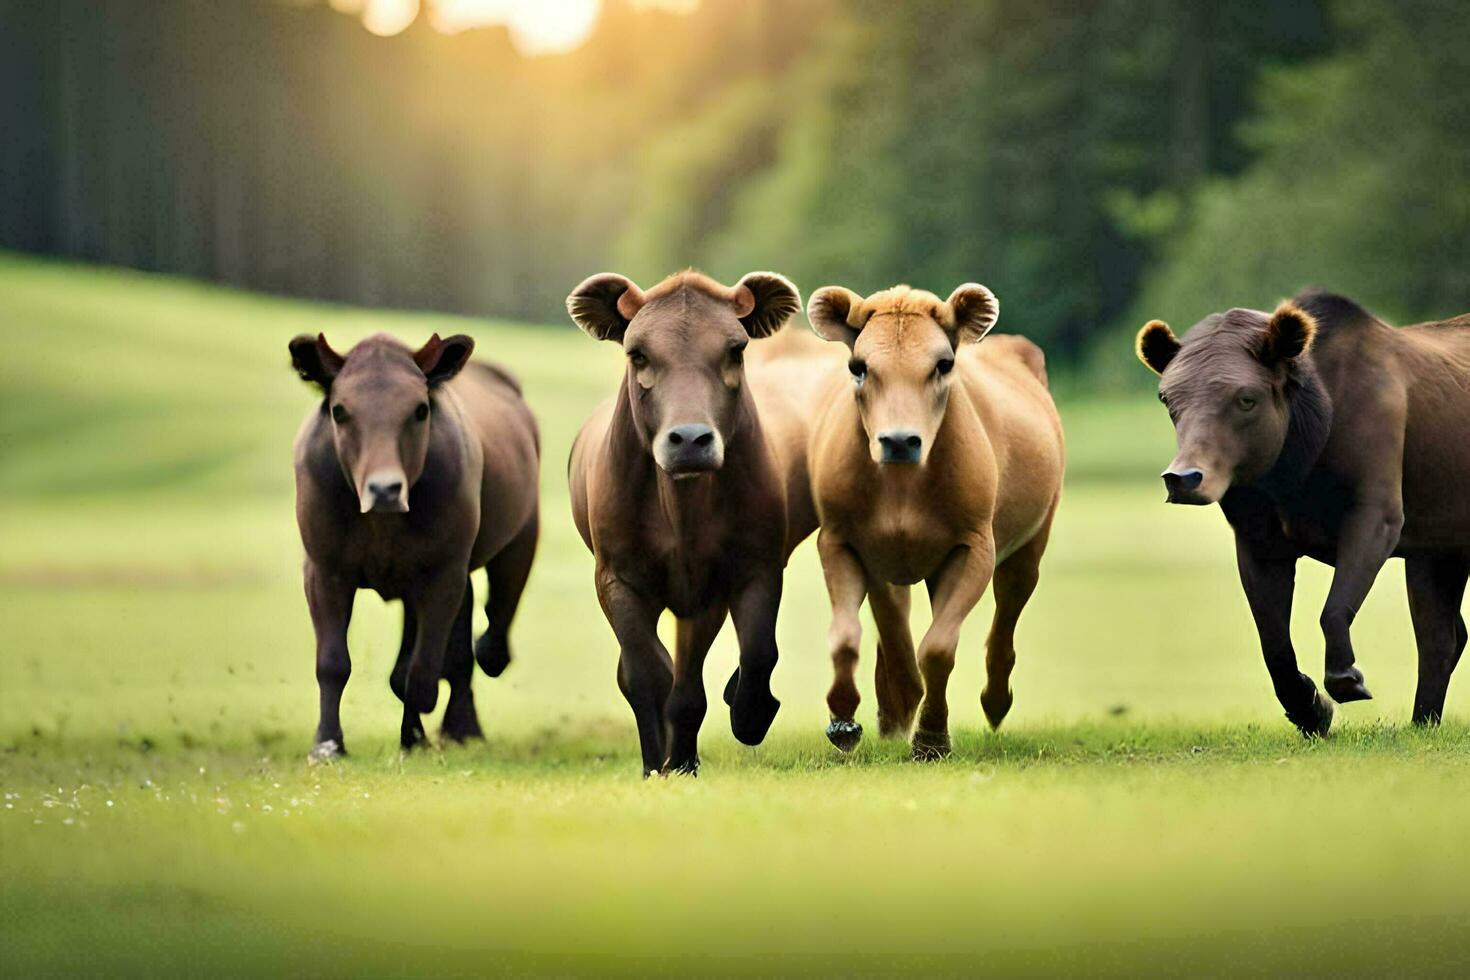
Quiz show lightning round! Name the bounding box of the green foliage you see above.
[1124,0,1470,364]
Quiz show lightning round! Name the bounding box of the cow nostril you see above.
[1161,469,1204,492]
[667,431,683,445]
[370,480,403,499]
[904,435,921,450]
[693,431,714,448]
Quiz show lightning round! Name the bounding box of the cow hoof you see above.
[980,686,1014,729]
[731,692,780,746]
[1288,690,1335,738]
[826,719,863,753]
[1324,669,1372,704]
[308,739,344,764]
[911,728,951,761]
[662,758,700,777]
[474,635,511,678]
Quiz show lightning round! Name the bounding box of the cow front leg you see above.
[1235,534,1332,736]
[402,565,469,749]
[664,603,727,775]
[597,569,673,776]
[728,570,783,746]
[1320,499,1403,703]
[817,528,867,751]
[304,561,355,761]
[913,536,995,760]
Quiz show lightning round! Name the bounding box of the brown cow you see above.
[1136,291,1470,733]
[807,284,1065,759]
[566,270,829,775]
[290,332,539,759]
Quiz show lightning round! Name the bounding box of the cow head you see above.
[1136,302,1322,504]
[567,270,800,478]
[807,283,999,465]
[289,332,473,513]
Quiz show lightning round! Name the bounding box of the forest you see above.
[2,0,1466,371]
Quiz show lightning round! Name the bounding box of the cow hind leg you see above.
[476,513,538,678]
[982,518,1052,730]
[441,578,483,742]
[1407,556,1470,726]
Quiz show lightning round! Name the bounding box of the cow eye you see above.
[628,349,648,369]
[1236,394,1258,412]
[414,402,429,422]
[331,404,350,424]
[848,358,867,383]
[936,357,955,377]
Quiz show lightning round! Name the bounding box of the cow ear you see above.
[567,273,644,343]
[945,283,1000,345]
[806,286,868,349]
[1260,302,1317,364]
[1135,319,1180,375]
[289,333,345,390]
[414,333,475,386]
[731,272,801,339]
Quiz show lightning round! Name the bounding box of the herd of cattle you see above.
[288,271,1470,773]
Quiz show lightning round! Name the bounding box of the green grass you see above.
[2,253,1468,976]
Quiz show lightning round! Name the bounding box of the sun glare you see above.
[345,0,697,54]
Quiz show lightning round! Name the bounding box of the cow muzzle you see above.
[655,423,724,478]
[362,470,409,513]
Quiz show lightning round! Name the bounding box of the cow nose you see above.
[365,475,405,512]
[1161,468,1204,498]
[877,431,923,464]
[666,424,716,449]
[659,423,722,475]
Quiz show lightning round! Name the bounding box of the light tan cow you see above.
[806,284,1065,759]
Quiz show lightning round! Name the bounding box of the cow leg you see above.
[868,582,920,739]
[304,561,354,761]
[476,512,538,678]
[389,603,415,702]
[402,565,468,749]
[982,516,1052,730]
[728,570,783,746]
[664,603,727,775]
[1407,555,1470,726]
[441,578,484,742]
[1320,498,1403,703]
[597,569,673,776]
[912,536,996,760]
[1235,533,1332,736]
[389,603,426,749]
[818,528,867,751]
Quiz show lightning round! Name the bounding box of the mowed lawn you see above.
[2,254,1468,976]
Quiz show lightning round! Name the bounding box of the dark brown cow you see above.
[291,332,539,758]
[807,284,1065,759]
[566,270,827,775]
[1137,291,1470,733]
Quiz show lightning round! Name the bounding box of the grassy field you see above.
[2,254,1468,976]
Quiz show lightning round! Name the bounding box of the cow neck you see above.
[1251,353,1334,503]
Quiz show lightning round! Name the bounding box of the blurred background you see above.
[4,5,1470,974]
[3,0,1467,380]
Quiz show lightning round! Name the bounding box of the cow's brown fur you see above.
[807,284,1065,758]
[1137,290,1470,733]
[566,270,838,775]
[291,332,539,758]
